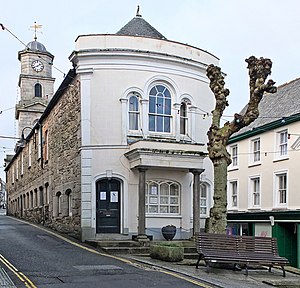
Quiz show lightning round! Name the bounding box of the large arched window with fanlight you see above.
[149,85,172,133]
[34,83,42,98]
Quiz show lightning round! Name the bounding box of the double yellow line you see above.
[0,254,36,288]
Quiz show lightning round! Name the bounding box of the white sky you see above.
[1,0,300,179]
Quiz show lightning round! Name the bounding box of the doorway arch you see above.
[95,178,121,233]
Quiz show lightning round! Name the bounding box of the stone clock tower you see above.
[16,39,55,137]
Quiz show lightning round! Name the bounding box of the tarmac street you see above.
[0,215,212,288]
[1,213,300,288]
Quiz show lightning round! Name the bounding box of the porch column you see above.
[138,167,147,236]
[190,169,205,235]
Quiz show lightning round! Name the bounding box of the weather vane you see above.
[29,21,43,41]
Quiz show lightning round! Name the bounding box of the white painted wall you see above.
[71,34,218,240]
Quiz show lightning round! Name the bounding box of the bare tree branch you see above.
[205,56,277,234]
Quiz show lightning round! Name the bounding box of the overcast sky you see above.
[1,0,300,179]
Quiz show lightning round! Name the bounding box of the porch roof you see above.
[124,140,206,170]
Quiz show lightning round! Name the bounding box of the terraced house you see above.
[5,12,218,242]
[227,78,300,267]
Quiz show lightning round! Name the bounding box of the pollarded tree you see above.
[205,56,277,234]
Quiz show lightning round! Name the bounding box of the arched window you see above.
[66,189,72,216]
[146,180,180,214]
[128,94,139,130]
[34,83,42,97]
[200,183,208,216]
[149,85,172,132]
[30,191,33,208]
[56,192,62,216]
[180,102,188,135]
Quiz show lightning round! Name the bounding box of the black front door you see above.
[96,179,120,233]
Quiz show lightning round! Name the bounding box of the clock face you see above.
[31,60,44,72]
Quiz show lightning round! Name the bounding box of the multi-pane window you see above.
[149,85,172,133]
[278,130,288,156]
[251,177,260,206]
[230,181,238,207]
[128,95,139,130]
[252,138,260,162]
[231,145,238,167]
[180,102,188,135]
[200,184,207,215]
[277,173,287,204]
[146,180,180,214]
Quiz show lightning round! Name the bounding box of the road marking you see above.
[9,217,215,288]
[0,254,36,288]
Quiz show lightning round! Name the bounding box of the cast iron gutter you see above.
[228,112,300,144]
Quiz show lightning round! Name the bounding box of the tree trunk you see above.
[204,56,277,234]
[205,158,228,233]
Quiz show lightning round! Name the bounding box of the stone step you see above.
[86,240,142,248]
[100,246,150,255]
[85,239,197,256]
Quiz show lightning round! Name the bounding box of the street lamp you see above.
[15,126,34,151]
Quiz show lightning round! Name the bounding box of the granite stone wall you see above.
[6,76,82,239]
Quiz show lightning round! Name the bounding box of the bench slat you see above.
[195,233,289,277]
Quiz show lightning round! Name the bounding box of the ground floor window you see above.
[146,180,180,214]
[200,183,208,215]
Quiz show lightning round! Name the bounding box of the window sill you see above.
[272,206,288,211]
[273,156,289,163]
[148,133,176,140]
[228,207,239,211]
[247,207,261,211]
[228,166,239,172]
[146,214,182,218]
[248,162,261,168]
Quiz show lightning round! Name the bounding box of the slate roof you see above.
[231,77,300,138]
[116,15,166,40]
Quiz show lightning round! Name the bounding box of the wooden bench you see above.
[195,233,289,277]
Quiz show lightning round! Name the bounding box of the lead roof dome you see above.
[26,40,47,52]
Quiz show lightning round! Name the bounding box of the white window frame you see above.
[180,102,188,135]
[250,138,261,164]
[274,129,288,160]
[228,180,238,209]
[230,144,238,168]
[146,180,180,215]
[273,170,288,207]
[128,94,140,131]
[249,176,261,208]
[200,183,208,216]
[148,84,173,134]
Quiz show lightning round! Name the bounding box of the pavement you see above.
[125,255,300,287]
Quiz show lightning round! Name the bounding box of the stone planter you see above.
[161,225,176,241]
[150,243,184,262]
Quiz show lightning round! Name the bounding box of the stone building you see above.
[0,178,6,208]
[5,12,218,241]
[16,38,55,138]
